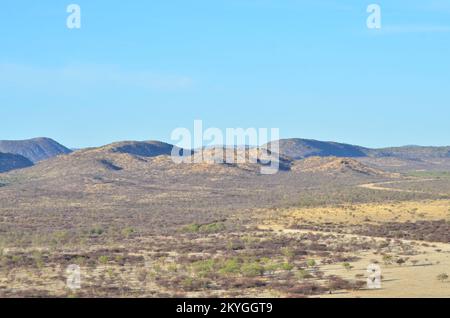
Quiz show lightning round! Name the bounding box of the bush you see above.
[281,247,295,260]
[296,269,312,280]
[396,258,406,266]
[306,259,316,267]
[328,276,352,291]
[382,254,393,265]
[437,273,449,282]
[32,251,44,269]
[201,222,226,233]
[181,223,201,233]
[180,222,225,234]
[287,282,326,295]
[219,258,241,275]
[90,227,104,236]
[342,262,353,271]
[280,262,294,271]
[98,255,109,265]
[121,227,135,238]
[241,262,265,277]
[191,259,216,277]
[180,277,209,291]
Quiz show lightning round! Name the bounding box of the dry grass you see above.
[267,200,450,226]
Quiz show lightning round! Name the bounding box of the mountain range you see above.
[0,137,449,174]
[1,136,448,243]
[265,138,450,160]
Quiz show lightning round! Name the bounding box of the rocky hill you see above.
[0,152,33,173]
[264,138,450,160]
[0,137,72,163]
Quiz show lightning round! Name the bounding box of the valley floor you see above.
[0,197,449,298]
[0,160,449,297]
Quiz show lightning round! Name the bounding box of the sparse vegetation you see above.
[180,222,226,234]
[0,140,449,297]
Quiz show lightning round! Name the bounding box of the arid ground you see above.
[0,141,449,298]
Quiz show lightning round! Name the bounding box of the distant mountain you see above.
[368,146,450,160]
[264,138,450,160]
[0,138,395,198]
[263,138,368,160]
[0,152,33,173]
[4,140,274,184]
[4,138,398,183]
[0,138,72,163]
[1,137,448,176]
[102,140,186,157]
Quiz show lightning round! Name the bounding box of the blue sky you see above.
[1,0,449,148]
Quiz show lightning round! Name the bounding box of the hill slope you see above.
[0,152,33,173]
[0,138,72,162]
[292,157,399,177]
[368,146,450,160]
[263,138,368,159]
[105,140,181,157]
[264,138,450,160]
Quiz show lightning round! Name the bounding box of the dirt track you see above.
[358,178,437,194]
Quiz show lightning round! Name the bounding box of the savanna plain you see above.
[0,138,449,298]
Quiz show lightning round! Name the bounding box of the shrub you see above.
[287,282,326,295]
[90,227,104,236]
[264,263,279,275]
[219,258,241,275]
[342,262,353,271]
[280,262,294,271]
[192,259,216,277]
[180,222,225,234]
[98,255,109,265]
[181,223,201,233]
[306,259,316,268]
[437,273,449,282]
[32,251,44,269]
[327,276,353,291]
[136,269,148,282]
[382,254,393,265]
[241,262,265,277]
[180,276,209,291]
[296,269,312,280]
[200,222,226,233]
[121,227,135,238]
[281,247,295,260]
[396,258,406,266]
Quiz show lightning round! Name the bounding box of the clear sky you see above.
[1,0,449,148]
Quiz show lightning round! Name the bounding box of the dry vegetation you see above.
[0,146,449,297]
